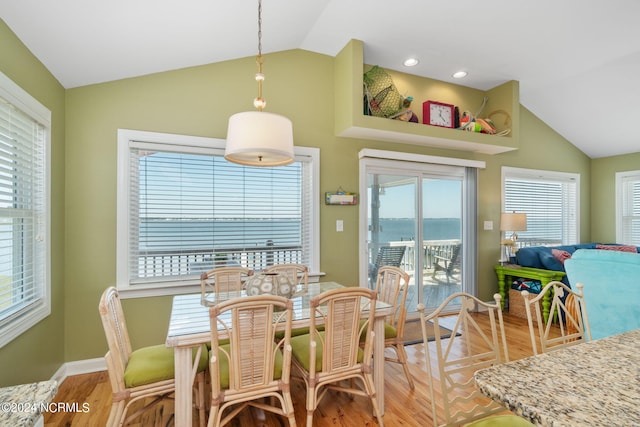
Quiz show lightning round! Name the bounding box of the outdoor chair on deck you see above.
[432,243,461,284]
[521,281,591,355]
[368,245,406,285]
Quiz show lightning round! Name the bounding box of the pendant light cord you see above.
[257,0,262,57]
[254,0,265,111]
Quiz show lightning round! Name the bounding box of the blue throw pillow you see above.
[538,250,565,271]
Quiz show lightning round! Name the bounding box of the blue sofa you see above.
[564,249,640,340]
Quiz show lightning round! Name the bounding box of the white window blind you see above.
[117,130,319,295]
[0,72,50,348]
[503,167,579,246]
[616,171,640,245]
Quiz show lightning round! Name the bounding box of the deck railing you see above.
[134,238,561,279]
[515,238,563,248]
[135,244,303,278]
[371,239,461,273]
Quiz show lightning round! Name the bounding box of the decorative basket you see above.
[508,289,539,321]
[363,66,403,118]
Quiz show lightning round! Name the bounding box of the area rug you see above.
[403,319,458,345]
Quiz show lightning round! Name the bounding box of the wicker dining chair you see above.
[200,266,253,306]
[373,265,414,390]
[99,287,207,427]
[290,287,384,427]
[521,281,591,355]
[418,292,534,427]
[207,294,297,427]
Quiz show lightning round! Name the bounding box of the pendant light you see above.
[224,0,294,167]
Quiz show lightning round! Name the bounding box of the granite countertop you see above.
[0,380,58,426]
[474,329,640,427]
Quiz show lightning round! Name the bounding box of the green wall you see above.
[0,20,66,386]
[0,18,636,384]
[591,152,640,242]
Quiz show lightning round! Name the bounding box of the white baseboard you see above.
[50,357,106,385]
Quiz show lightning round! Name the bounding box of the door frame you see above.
[358,149,485,310]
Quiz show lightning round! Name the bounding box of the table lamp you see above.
[500,212,527,263]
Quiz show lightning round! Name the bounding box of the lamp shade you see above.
[500,212,527,231]
[225,111,294,167]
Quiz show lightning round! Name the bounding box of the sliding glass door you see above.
[360,152,478,316]
[421,177,463,309]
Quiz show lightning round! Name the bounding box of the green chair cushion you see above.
[290,331,364,372]
[468,415,535,427]
[358,319,397,340]
[124,344,208,388]
[210,343,284,390]
[383,322,397,339]
[274,324,325,340]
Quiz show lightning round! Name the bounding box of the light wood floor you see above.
[44,312,535,427]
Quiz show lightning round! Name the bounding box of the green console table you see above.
[494,264,566,323]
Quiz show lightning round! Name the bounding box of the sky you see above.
[377,178,462,219]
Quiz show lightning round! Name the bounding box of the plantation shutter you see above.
[128,141,311,284]
[617,172,640,245]
[0,95,47,330]
[503,168,578,245]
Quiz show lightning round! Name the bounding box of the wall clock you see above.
[422,101,455,128]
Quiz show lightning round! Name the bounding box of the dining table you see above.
[474,328,640,426]
[166,281,394,426]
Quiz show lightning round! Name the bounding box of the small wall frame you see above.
[325,191,358,205]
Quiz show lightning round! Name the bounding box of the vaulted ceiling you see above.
[2,0,639,158]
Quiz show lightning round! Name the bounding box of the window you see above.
[502,167,579,246]
[0,72,51,348]
[117,129,319,297]
[616,170,640,245]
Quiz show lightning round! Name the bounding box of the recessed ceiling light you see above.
[452,71,468,79]
[403,57,419,67]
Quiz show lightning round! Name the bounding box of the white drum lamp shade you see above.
[500,212,527,234]
[225,111,294,167]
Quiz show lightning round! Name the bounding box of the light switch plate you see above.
[336,220,344,232]
[484,220,493,231]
